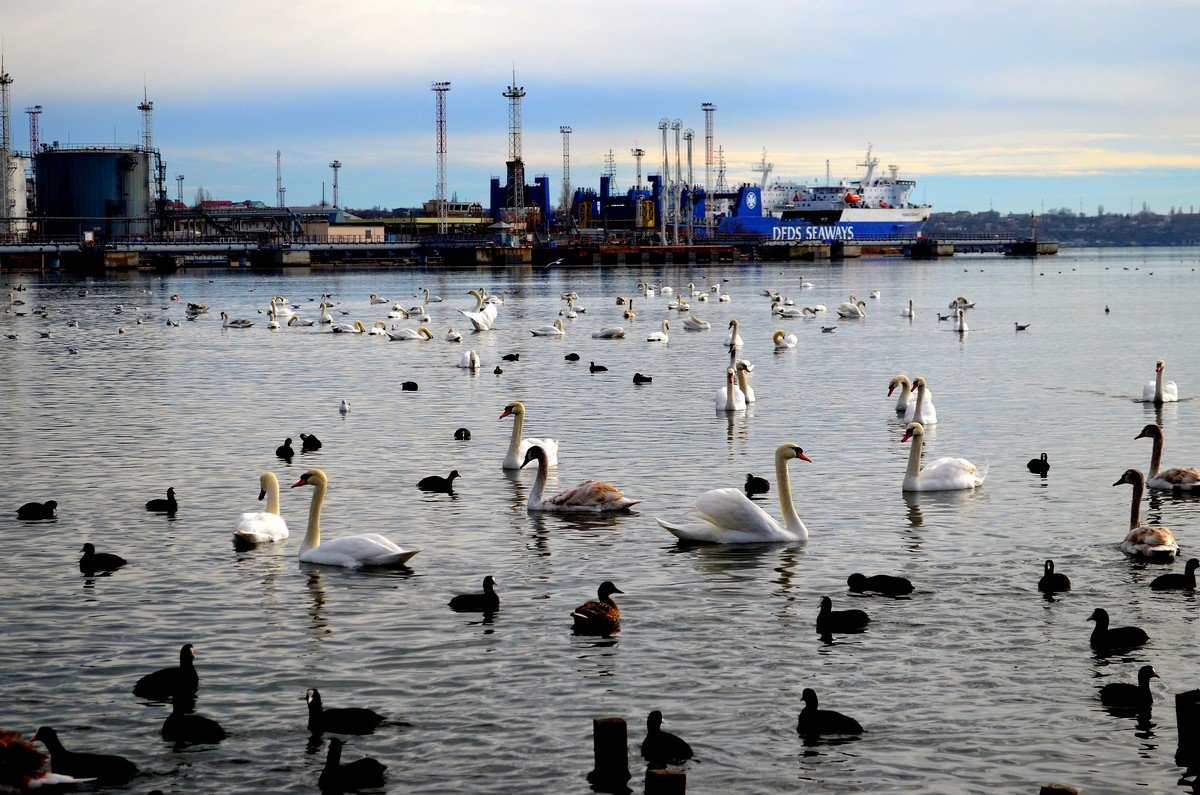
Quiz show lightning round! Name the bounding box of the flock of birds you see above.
[4,272,1198,792]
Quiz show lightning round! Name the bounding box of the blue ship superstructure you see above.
[716,145,931,241]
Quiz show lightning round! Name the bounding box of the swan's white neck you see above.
[737,367,751,397]
[912,381,929,422]
[724,376,739,410]
[266,476,281,516]
[506,410,526,462]
[894,376,912,410]
[776,450,807,538]
[905,431,924,482]
[1155,367,1164,404]
[301,479,325,554]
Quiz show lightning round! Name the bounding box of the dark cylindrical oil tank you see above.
[35,147,152,238]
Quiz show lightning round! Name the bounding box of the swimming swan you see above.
[234,472,289,544]
[291,470,419,567]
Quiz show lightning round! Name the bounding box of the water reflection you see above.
[305,569,328,639]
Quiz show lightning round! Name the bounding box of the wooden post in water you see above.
[645,767,686,794]
[587,717,630,792]
[1176,689,1200,766]
[1038,785,1078,795]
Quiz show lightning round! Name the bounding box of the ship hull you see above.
[717,210,930,241]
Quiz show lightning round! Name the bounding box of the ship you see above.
[715,145,931,241]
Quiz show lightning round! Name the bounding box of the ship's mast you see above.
[751,148,773,190]
[857,143,878,186]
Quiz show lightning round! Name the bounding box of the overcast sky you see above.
[6,0,1199,214]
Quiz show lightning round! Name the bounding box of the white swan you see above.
[799,277,814,289]
[1142,359,1179,404]
[457,350,481,370]
[953,309,969,333]
[500,401,559,470]
[234,472,289,544]
[647,320,669,343]
[318,303,333,324]
[736,360,756,403]
[220,311,254,328]
[369,293,389,305]
[266,310,280,330]
[592,326,626,339]
[520,445,638,513]
[270,298,295,318]
[423,287,444,303]
[716,367,747,412]
[1114,468,1179,558]
[660,283,674,295]
[291,470,419,567]
[445,327,463,342]
[683,314,711,331]
[836,300,866,318]
[531,318,565,337]
[888,374,914,413]
[774,302,805,318]
[901,422,987,491]
[331,320,366,334]
[386,326,433,341]
[642,282,656,298]
[1135,423,1200,492]
[718,291,731,302]
[656,443,811,543]
[949,296,975,309]
[365,321,388,336]
[901,299,915,318]
[724,319,744,347]
[458,290,493,332]
[903,376,938,425]
[802,305,827,315]
[674,298,691,313]
[288,315,315,327]
[773,330,797,350]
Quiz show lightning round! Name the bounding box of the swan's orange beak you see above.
[1156,361,1164,372]
[910,383,919,392]
[797,451,812,463]
[499,409,512,419]
[901,431,913,442]
[291,477,307,488]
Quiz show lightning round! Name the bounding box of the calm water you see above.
[2,247,1199,793]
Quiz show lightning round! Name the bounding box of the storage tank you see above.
[1,153,29,239]
[35,146,152,238]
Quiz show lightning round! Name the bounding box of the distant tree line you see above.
[923,208,1200,246]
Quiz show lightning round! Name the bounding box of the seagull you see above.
[544,258,565,268]
[1014,322,1030,331]
[820,326,836,333]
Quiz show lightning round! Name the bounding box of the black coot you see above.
[276,438,294,460]
[401,381,418,391]
[300,433,322,452]
[449,576,499,612]
[16,500,57,520]
[816,596,869,634]
[32,727,138,784]
[1037,560,1071,593]
[1099,665,1159,709]
[796,688,863,736]
[418,470,460,492]
[1150,558,1199,591]
[744,474,770,497]
[133,644,198,701]
[640,710,693,764]
[633,372,653,384]
[79,543,127,576]
[502,353,519,361]
[847,573,913,596]
[589,361,608,373]
[565,353,580,361]
[1088,608,1149,652]
[145,488,177,513]
[454,428,471,441]
[318,738,386,792]
[306,689,385,735]
[1027,453,1050,475]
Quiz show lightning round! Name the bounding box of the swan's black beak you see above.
[258,489,266,501]
[1112,478,1123,487]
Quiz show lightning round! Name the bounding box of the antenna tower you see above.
[0,57,12,236]
[275,150,285,208]
[657,119,669,244]
[751,148,773,190]
[432,81,450,234]
[25,104,40,213]
[603,149,617,192]
[671,119,682,245]
[328,160,341,208]
[715,145,728,192]
[559,125,571,219]
[701,103,715,237]
[502,74,526,222]
[684,128,694,245]
[138,87,157,206]
[631,147,645,231]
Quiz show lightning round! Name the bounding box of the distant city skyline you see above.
[5,1,1198,215]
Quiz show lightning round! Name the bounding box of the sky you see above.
[5,0,1200,215]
